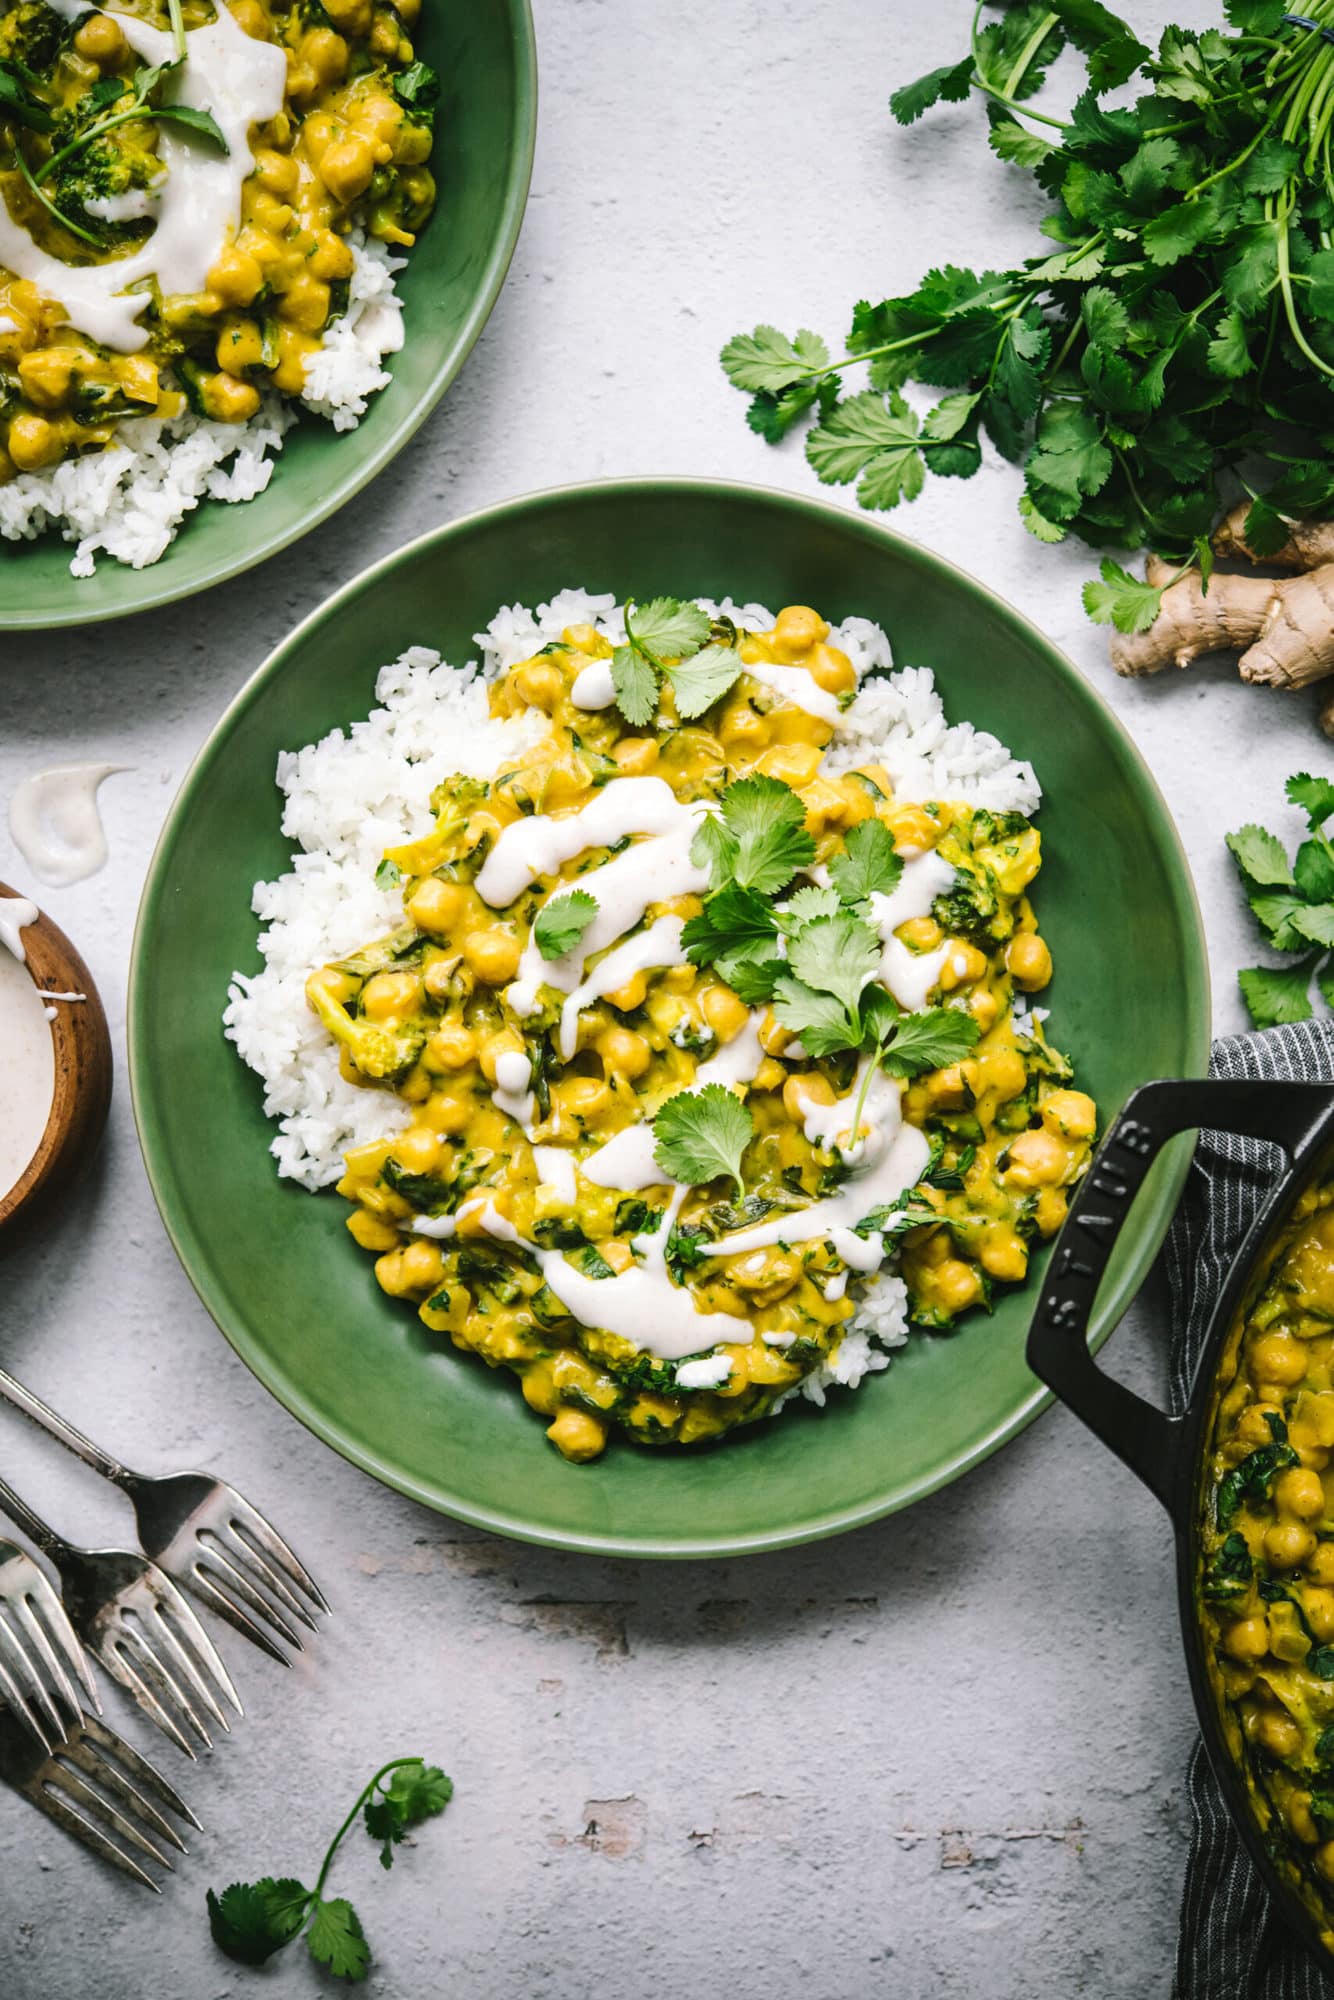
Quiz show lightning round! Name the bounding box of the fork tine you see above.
[101,1631,204,1757]
[0,1609,67,1747]
[143,1599,231,1733]
[59,1731,189,1853]
[15,1591,88,1726]
[150,1572,243,1715]
[79,1710,200,1829]
[196,1536,306,1648]
[214,1524,316,1629]
[223,1509,328,1616]
[183,1559,294,1667]
[21,1572,99,1712]
[0,1636,57,1753]
[43,1760,175,1872]
[26,1779,162,1891]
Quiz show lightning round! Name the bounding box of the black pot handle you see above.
[1026,1077,1332,1510]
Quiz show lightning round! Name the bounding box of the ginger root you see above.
[1109,544,1334,697]
[1214,499,1334,572]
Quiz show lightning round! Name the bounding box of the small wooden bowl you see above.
[0,883,112,1237]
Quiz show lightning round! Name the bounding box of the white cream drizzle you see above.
[550,914,690,1062]
[869,849,957,1011]
[476,777,692,906]
[580,1121,670,1192]
[694,1009,766,1088]
[742,660,842,725]
[491,1049,535,1129]
[532,1144,576,1205]
[8,762,125,887]
[0,1,287,352]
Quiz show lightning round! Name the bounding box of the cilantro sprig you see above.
[611,598,744,725]
[652,1084,754,1195]
[535,889,597,961]
[722,5,1334,629]
[207,1757,452,1981]
[1228,774,1334,1026]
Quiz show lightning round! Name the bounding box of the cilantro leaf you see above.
[1248,890,1314,952]
[697,775,815,895]
[829,818,903,906]
[207,1879,310,1966]
[306,1897,370,1981]
[771,976,860,1058]
[681,883,777,967]
[534,890,598,961]
[1082,558,1166,635]
[890,56,975,127]
[610,643,658,726]
[786,909,882,1012]
[1295,838,1334,905]
[777,884,843,929]
[667,643,742,718]
[627,597,711,661]
[1293,903,1334,949]
[365,1761,454,1868]
[1289,774,1334,829]
[881,1007,982,1077]
[1227,824,1294,888]
[988,115,1057,170]
[1238,958,1318,1028]
[652,1085,754,1194]
[1046,0,1149,92]
[719,325,830,394]
[807,390,924,510]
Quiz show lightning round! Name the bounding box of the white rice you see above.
[0,234,405,576]
[224,589,1044,1409]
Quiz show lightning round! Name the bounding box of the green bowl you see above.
[129,478,1210,1558]
[1,0,536,632]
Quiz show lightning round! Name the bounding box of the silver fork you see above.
[0,1365,328,1664]
[0,1699,199,1889]
[0,1471,241,1758]
[0,1539,98,1753]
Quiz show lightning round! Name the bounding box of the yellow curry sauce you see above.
[0,0,434,476]
[308,604,1097,1462]
[1201,1182,1334,1955]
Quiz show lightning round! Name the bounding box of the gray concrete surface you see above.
[0,0,1318,1993]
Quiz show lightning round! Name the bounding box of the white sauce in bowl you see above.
[0,902,55,1201]
[0,1,287,352]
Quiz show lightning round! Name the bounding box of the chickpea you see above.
[1306,1588,1334,1641]
[253,147,300,195]
[930,1258,983,1314]
[757,741,824,789]
[521,1362,559,1416]
[701,983,750,1042]
[978,1048,1027,1102]
[73,12,125,61]
[230,0,267,34]
[718,701,766,752]
[1255,1708,1303,1761]
[1004,1127,1069,1189]
[1309,1544,1334,1586]
[1251,1331,1308,1387]
[981,1230,1028,1283]
[1316,1842,1334,1886]
[272,324,320,394]
[612,736,658,774]
[546,1407,609,1463]
[887,806,943,853]
[937,943,988,992]
[1007,932,1053,992]
[1265,1520,1317,1569]
[897,915,943,952]
[390,1126,442,1176]
[1222,1615,1271,1662]
[1290,1795,1320,1846]
[1235,1402,1287,1450]
[318,133,377,204]
[969,989,1000,1032]
[216,318,266,374]
[925,1066,970,1113]
[806,642,857,694]
[424,1089,472,1137]
[6,413,61,471]
[553,1076,611,1124]
[1276,1465,1326,1521]
[200,371,262,423]
[772,605,829,660]
[348,1208,399,1253]
[361,970,422,1020]
[304,25,350,82]
[18,348,82,409]
[478,1030,524,1083]
[277,272,330,335]
[116,354,160,406]
[408,877,464,936]
[597,1026,651,1080]
[1041,1089,1098,1141]
[309,230,356,283]
[512,658,565,712]
[207,248,265,308]
[463,927,522,986]
[604,971,648,1012]
[783,1072,834,1123]
[1033,1187,1068,1237]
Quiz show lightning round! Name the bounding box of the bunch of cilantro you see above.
[722,1,1334,635]
[640,775,980,1197]
[1228,773,1334,1026]
[207,1757,452,1982]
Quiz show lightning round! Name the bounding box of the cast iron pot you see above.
[1027,1076,1334,1969]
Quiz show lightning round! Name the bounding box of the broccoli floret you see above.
[305,972,425,1082]
[0,2,64,74]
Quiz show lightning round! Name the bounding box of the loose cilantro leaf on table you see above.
[207,1757,452,1981]
[652,1085,754,1195]
[1229,777,1334,1026]
[534,889,597,961]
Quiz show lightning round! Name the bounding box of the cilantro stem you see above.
[11,144,103,246]
[1002,9,1058,101]
[167,0,186,61]
[36,104,155,183]
[312,1758,424,1902]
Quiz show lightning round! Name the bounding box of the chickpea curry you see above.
[0,0,435,478]
[1200,1180,1334,1956]
[307,601,1097,1464]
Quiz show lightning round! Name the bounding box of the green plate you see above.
[129,479,1211,1558]
[1,0,536,631]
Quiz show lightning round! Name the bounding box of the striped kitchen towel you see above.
[1168,1019,1334,1999]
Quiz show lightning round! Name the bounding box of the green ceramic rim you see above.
[0,0,537,632]
[129,477,1212,1557]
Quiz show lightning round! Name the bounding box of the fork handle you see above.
[0,1470,72,1562]
[0,1366,130,1487]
